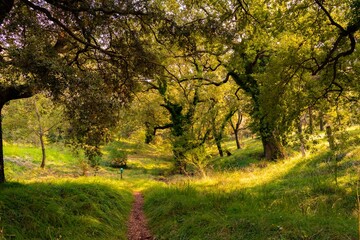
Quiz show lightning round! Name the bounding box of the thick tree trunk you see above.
[0,105,5,183]
[261,133,285,160]
[173,149,187,174]
[144,122,155,144]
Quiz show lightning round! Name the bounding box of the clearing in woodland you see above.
[0,128,359,239]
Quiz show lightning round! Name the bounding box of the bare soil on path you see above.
[127,192,154,240]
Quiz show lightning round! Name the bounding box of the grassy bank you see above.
[1,141,166,240]
[0,178,133,240]
[144,132,360,239]
[1,129,359,239]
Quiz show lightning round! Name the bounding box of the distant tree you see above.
[2,95,65,168]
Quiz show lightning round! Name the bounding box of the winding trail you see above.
[127,192,154,240]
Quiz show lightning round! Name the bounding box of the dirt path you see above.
[127,192,154,240]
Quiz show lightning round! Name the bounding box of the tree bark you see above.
[33,99,46,168]
[230,110,243,149]
[262,134,286,160]
[215,137,224,157]
[326,125,336,151]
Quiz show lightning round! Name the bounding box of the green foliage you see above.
[104,141,128,168]
[183,146,212,177]
[2,95,66,144]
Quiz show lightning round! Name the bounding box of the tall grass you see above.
[0,178,132,240]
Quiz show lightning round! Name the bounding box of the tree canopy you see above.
[0,0,359,181]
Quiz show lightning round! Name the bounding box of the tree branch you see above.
[0,0,14,25]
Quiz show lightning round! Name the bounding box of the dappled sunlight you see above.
[192,153,308,192]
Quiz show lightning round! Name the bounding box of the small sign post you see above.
[120,167,124,179]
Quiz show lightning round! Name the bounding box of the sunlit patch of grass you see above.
[213,138,263,171]
[144,132,360,239]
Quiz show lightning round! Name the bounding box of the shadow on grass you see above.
[0,180,132,240]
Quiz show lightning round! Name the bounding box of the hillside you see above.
[0,128,359,239]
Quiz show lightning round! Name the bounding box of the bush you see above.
[105,141,128,168]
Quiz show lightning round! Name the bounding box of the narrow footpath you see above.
[127,192,154,240]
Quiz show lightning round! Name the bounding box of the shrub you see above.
[105,141,128,168]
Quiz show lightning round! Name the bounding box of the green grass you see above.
[0,178,133,240]
[2,128,360,239]
[1,141,166,240]
[143,130,360,239]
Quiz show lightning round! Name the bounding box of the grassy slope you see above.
[1,141,167,240]
[0,179,132,240]
[144,131,360,239]
[1,129,360,239]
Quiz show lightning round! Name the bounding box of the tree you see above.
[230,109,246,150]
[2,94,64,168]
[0,0,161,182]
[160,0,360,160]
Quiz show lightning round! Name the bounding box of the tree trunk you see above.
[34,99,46,168]
[0,105,5,183]
[234,131,241,149]
[215,138,224,157]
[326,125,336,151]
[230,110,242,149]
[261,133,285,160]
[173,148,187,174]
[144,122,155,144]
[39,133,46,168]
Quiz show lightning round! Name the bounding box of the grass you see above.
[1,140,166,240]
[1,128,360,239]
[0,178,133,240]
[143,130,360,239]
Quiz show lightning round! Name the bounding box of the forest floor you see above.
[127,192,154,240]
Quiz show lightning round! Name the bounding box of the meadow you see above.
[0,128,359,239]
